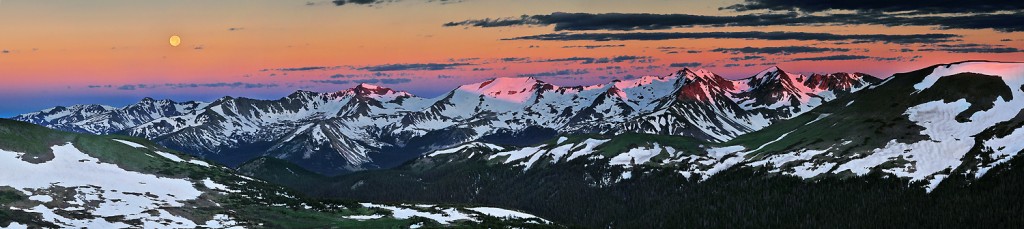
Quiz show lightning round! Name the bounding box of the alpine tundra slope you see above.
[398,60,1024,192]
[0,119,553,228]
[270,61,1024,228]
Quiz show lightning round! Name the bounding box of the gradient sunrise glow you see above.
[0,0,1021,116]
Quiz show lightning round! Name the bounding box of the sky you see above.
[0,0,1022,117]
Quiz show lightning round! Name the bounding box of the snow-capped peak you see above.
[605,75,675,91]
[606,86,628,100]
[13,104,116,123]
[675,68,728,86]
[757,66,781,76]
[681,68,717,79]
[804,72,880,91]
[458,77,548,103]
[134,97,174,106]
[747,66,801,87]
[307,84,415,102]
[349,83,411,98]
[751,66,792,82]
[356,83,381,90]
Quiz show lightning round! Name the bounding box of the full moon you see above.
[169,35,181,47]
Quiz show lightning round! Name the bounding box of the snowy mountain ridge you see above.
[12,98,207,135]
[13,66,879,175]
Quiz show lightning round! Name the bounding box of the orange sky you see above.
[0,0,1021,116]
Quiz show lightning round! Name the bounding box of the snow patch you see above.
[188,159,212,167]
[28,195,53,202]
[0,143,204,228]
[345,214,385,220]
[468,207,549,222]
[153,151,186,163]
[1,223,28,229]
[609,144,667,167]
[112,139,145,148]
[566,139,610,161]
[490,146,543,164]
[203,214,241,229]
[203,178,239,193]
[429,142,504,157]
[361,203,476,224]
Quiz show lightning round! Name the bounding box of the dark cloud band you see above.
[312,78,413,85]
[916,44,1023,53]
[332,0,459,6]
[504,31,959,44]
[788,55,918,62]
[669,62,702,68]
[790,55,871,61]
[110,82,280,90]
[517,69,589,78]
[446,11,1024,32]
[722,0,1024,14]
[444,12,808,31]
[263,66,340,72]
[357,63,472,71]
[711,46,850,55]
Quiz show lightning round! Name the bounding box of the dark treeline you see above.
[284,154,1024,228]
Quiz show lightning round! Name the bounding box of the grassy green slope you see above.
[280,62,1024,228]
[0,118,413,228]
[305,133,1024,228]
[725,64,1016,162]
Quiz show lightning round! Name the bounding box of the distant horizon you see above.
[1,61,939,118]
[6,59,1022,118]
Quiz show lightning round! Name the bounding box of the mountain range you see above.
[12,66,879,175]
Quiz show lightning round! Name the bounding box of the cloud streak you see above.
[916,43,1023,53]
[711,46,850,55]
[445,12,812,31]
[788,55,917,62]
[312,78,414,85]
[446,11,1024,32]
[722,0,1024,14]
[504,31,959,44]
[517,69,590,78]
[331,0,460,6]
[669,62,702,68]
[790,55,871,61]
[540,55,654,64]
[561,44,625,49]
[263,66,339,72]
[357,63,472,71]
[110,82,280,90]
